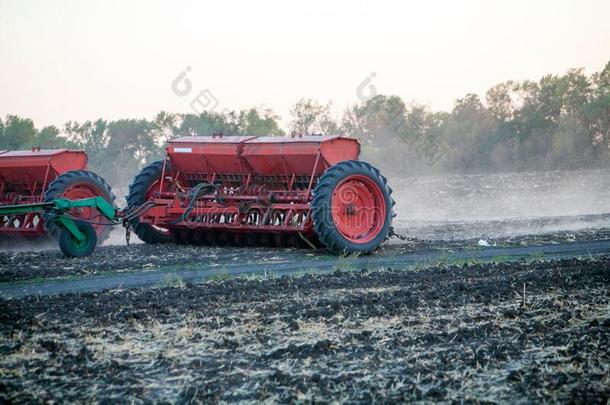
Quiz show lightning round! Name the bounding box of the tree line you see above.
[1,61,608,185]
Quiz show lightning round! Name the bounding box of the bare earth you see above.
[1,255,609,403]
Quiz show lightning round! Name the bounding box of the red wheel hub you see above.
[62,184,109,236]
[331,175,386,244]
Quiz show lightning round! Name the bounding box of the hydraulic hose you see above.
[167,182,219,225]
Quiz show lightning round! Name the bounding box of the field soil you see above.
[1,256,608,403]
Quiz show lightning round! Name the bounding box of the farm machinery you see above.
[0,148,116,243]
[0,135,395,257]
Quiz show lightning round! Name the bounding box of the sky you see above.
[0,0,609,130]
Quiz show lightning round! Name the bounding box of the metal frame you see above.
[0,197,116,241]
[0,161,51,235]
[141,162,325,236]
[0,149,88,236]
[137,136,360,240]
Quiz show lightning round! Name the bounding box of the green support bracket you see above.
[0,202,55,216]
[0,196,120,258]
[56,215,86,242]
[0,196,118,242]
[53,197,117,221]
[50,197,117,241]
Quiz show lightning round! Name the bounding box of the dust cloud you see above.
[389,169,610,240]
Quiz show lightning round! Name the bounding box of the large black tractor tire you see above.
[126,160,172,244]
[58,220,98,258]
[311,160,394,255]
[44,170,116,243]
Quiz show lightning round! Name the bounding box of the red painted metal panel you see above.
[243,136,359,175]
[245,135,342,143]
[0,149,88,236]
[167,135,359,176]
[168,136,255,175]
[320,138,360,165]
[1,149,69,157]
[170,136,256,144]
[0,149,87,184]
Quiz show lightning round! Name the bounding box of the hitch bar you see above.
[0,197,120,255]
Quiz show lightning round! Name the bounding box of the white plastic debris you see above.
[478,239,491,247]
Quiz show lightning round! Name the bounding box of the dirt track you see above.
[1,255,608,403]
[1,237,610,299]
[1,222,609,297]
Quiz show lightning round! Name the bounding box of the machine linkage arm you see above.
[49,197,118,245]
[0,197,121,257]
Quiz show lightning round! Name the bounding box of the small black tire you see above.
[311,160,394,255]
[43,170,116,243]
[126,160,172,244]
[58,221,98,258]
[172,229,191,245]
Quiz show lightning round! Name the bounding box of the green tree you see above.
[237,108,284,136]
[442,94,497,172]
[289,98,338,135]
[486,81,518,122]
[0,115,37,150]
[63,118,157,186]
[586,61,610,154]
[102,119,156,185]
[175,111,240,137]
[341,95,446,175]
[64,119,109,153]
[151,111,177,147]
[36,125,64,149]
[106,119,155,163]
[403,105,449,165]
[560,68,592,116]
[341,95,408,144]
